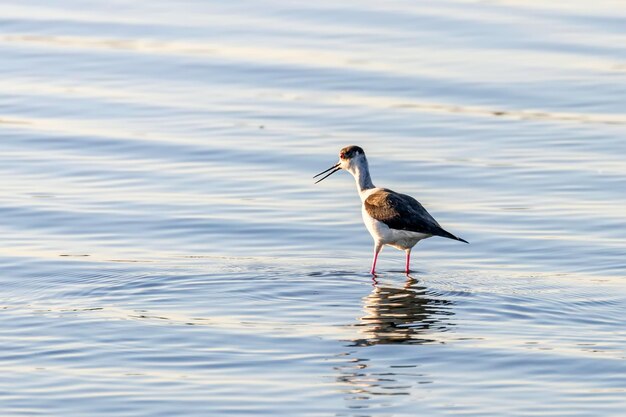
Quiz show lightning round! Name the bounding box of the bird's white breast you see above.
[358,187,382,203]
[361,204,431,250]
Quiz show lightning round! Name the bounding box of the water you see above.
[1,0,625,415]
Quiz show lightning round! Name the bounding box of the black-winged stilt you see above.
[314,145,468,275]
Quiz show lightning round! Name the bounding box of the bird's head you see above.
[314,145,367,183]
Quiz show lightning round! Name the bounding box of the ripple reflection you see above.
[350,276,455,346]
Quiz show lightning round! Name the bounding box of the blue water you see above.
[1,0,625,415]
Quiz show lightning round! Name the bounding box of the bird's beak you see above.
[313,162,341,184]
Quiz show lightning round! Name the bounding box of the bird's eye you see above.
[340,152,346,159]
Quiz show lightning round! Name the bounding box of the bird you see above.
[314,145,467,275]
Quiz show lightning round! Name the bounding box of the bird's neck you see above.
[351,163,375,195]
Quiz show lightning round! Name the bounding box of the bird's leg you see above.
[405,248,412,274]
[370,243,383,275]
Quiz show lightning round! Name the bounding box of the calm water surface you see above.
[1,0,625,415]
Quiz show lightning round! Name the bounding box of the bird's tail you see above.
[435,228,469,244]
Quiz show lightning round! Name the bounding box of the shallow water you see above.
[1,0,625,415]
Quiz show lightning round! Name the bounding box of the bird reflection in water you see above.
[334,276,455,406]
[350,275,454,346]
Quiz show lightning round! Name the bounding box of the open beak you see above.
[313,162,341,184]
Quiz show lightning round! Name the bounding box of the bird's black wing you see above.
[364,189,468,243]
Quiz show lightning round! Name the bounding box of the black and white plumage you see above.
[314,145,468,275]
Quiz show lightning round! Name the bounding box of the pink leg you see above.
[370,244,382,275]
[405,249,411,274]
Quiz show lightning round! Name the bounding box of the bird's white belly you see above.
[361,206,431,250]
